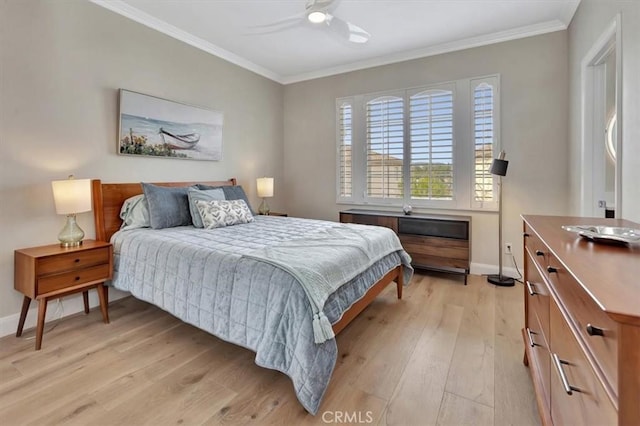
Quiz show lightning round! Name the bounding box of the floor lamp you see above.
[487,151,515,287]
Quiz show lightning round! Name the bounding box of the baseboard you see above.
[470,262,520,281]
[0,288,129,338]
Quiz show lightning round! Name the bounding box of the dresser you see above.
[522,215,640,425]
[340,209,470,283]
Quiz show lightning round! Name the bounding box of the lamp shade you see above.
[489,151,509,177]
[257,177,274,198]
[51,178,92,215]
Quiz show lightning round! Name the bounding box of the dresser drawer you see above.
[547,252,619,395]
[549,302,617,426]
[37,247,110,276]
[37,264,111,295]
[525,251,551,343]
[526,313,551,407]
[341,213,398,232]
[524,223,548,271]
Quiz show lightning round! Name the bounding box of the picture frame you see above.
[118,89,223,161]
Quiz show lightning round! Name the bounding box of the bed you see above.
[91,178,412,414]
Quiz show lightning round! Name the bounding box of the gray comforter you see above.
[110,216,412,414]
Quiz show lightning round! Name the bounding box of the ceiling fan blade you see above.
[307,0,340,11]
[246,20,304,36]
[326,14,370,44]
[248,14,304,30]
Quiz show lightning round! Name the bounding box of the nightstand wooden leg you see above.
[16,296,31,337]
[35,298,48,350]
[82,291,90,314]
[97,284,109,324]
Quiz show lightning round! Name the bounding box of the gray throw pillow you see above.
[187,188,225,228]
[197,184,255,215]
[142,183,194,229]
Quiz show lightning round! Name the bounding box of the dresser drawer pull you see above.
[547,266,558,273]
[526,281,538,296]
[526,328,539,347]
[535,250,544,257]
[75,276,80,281]
[523,232,530,237]
[74,258,80,263]
[586,324,605,336]
[552,353,579,395]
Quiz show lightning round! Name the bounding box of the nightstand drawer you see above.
[37,263,111,295]
[38,247,110,276]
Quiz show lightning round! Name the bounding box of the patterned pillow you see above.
[195,199,255,229]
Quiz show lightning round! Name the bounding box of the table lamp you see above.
[51,175,92,247]
[256,177,274,215]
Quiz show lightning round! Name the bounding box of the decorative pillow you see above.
[197,184,255,215]
[187,188,225,228]
[119,194,150,230]
[142,183,194,229]
[195,199,255,229]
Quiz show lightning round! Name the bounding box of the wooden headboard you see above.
[91,178,237,242]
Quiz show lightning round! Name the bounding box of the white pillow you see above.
[195,199,254,229]
[119,194,150,230]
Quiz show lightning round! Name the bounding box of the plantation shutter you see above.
[409,89,454,200]
[338,102,353,198]
[366,96,404,199]
[473,82,495,202]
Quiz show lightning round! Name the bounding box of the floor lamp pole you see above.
[488,174,515,286]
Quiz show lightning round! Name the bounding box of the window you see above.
[473,81,496,205]
[337,101,352,198]
[366,96,404,200]
[409,89,454,200]
[337,75,499,211]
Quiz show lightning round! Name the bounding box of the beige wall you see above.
[567,0,640,222]
[283,31,570,271]
[0,1,284,322]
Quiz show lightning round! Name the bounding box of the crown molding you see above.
[281,20,569,84]
[88,0,284,83]
[89,1,570,86]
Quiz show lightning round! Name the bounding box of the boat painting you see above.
[159,127,200,150]
[118,89,223,161]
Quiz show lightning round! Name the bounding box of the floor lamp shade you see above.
[487,151,515,287]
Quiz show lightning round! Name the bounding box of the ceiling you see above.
[91,0,580,84]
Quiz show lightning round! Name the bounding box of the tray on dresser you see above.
[562,225,640,244]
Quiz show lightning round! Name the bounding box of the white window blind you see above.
[338,102,352,198]
[336,74,500,211]
[409,89,454,200]
[473,82,495,203]
[366,96,404,199]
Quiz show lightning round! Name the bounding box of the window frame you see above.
[335,74,500,211]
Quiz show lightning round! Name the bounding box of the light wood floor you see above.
[0,272,539,425]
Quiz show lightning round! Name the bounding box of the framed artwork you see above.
[118,89,223,161]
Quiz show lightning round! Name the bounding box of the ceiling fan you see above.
[250,0,371,44]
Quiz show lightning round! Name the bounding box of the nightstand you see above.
[14,240,113,350]
[262,212,288,217]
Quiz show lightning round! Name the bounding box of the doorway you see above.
[581,15,622,218]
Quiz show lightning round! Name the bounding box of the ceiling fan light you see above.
[308,10,327,24]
